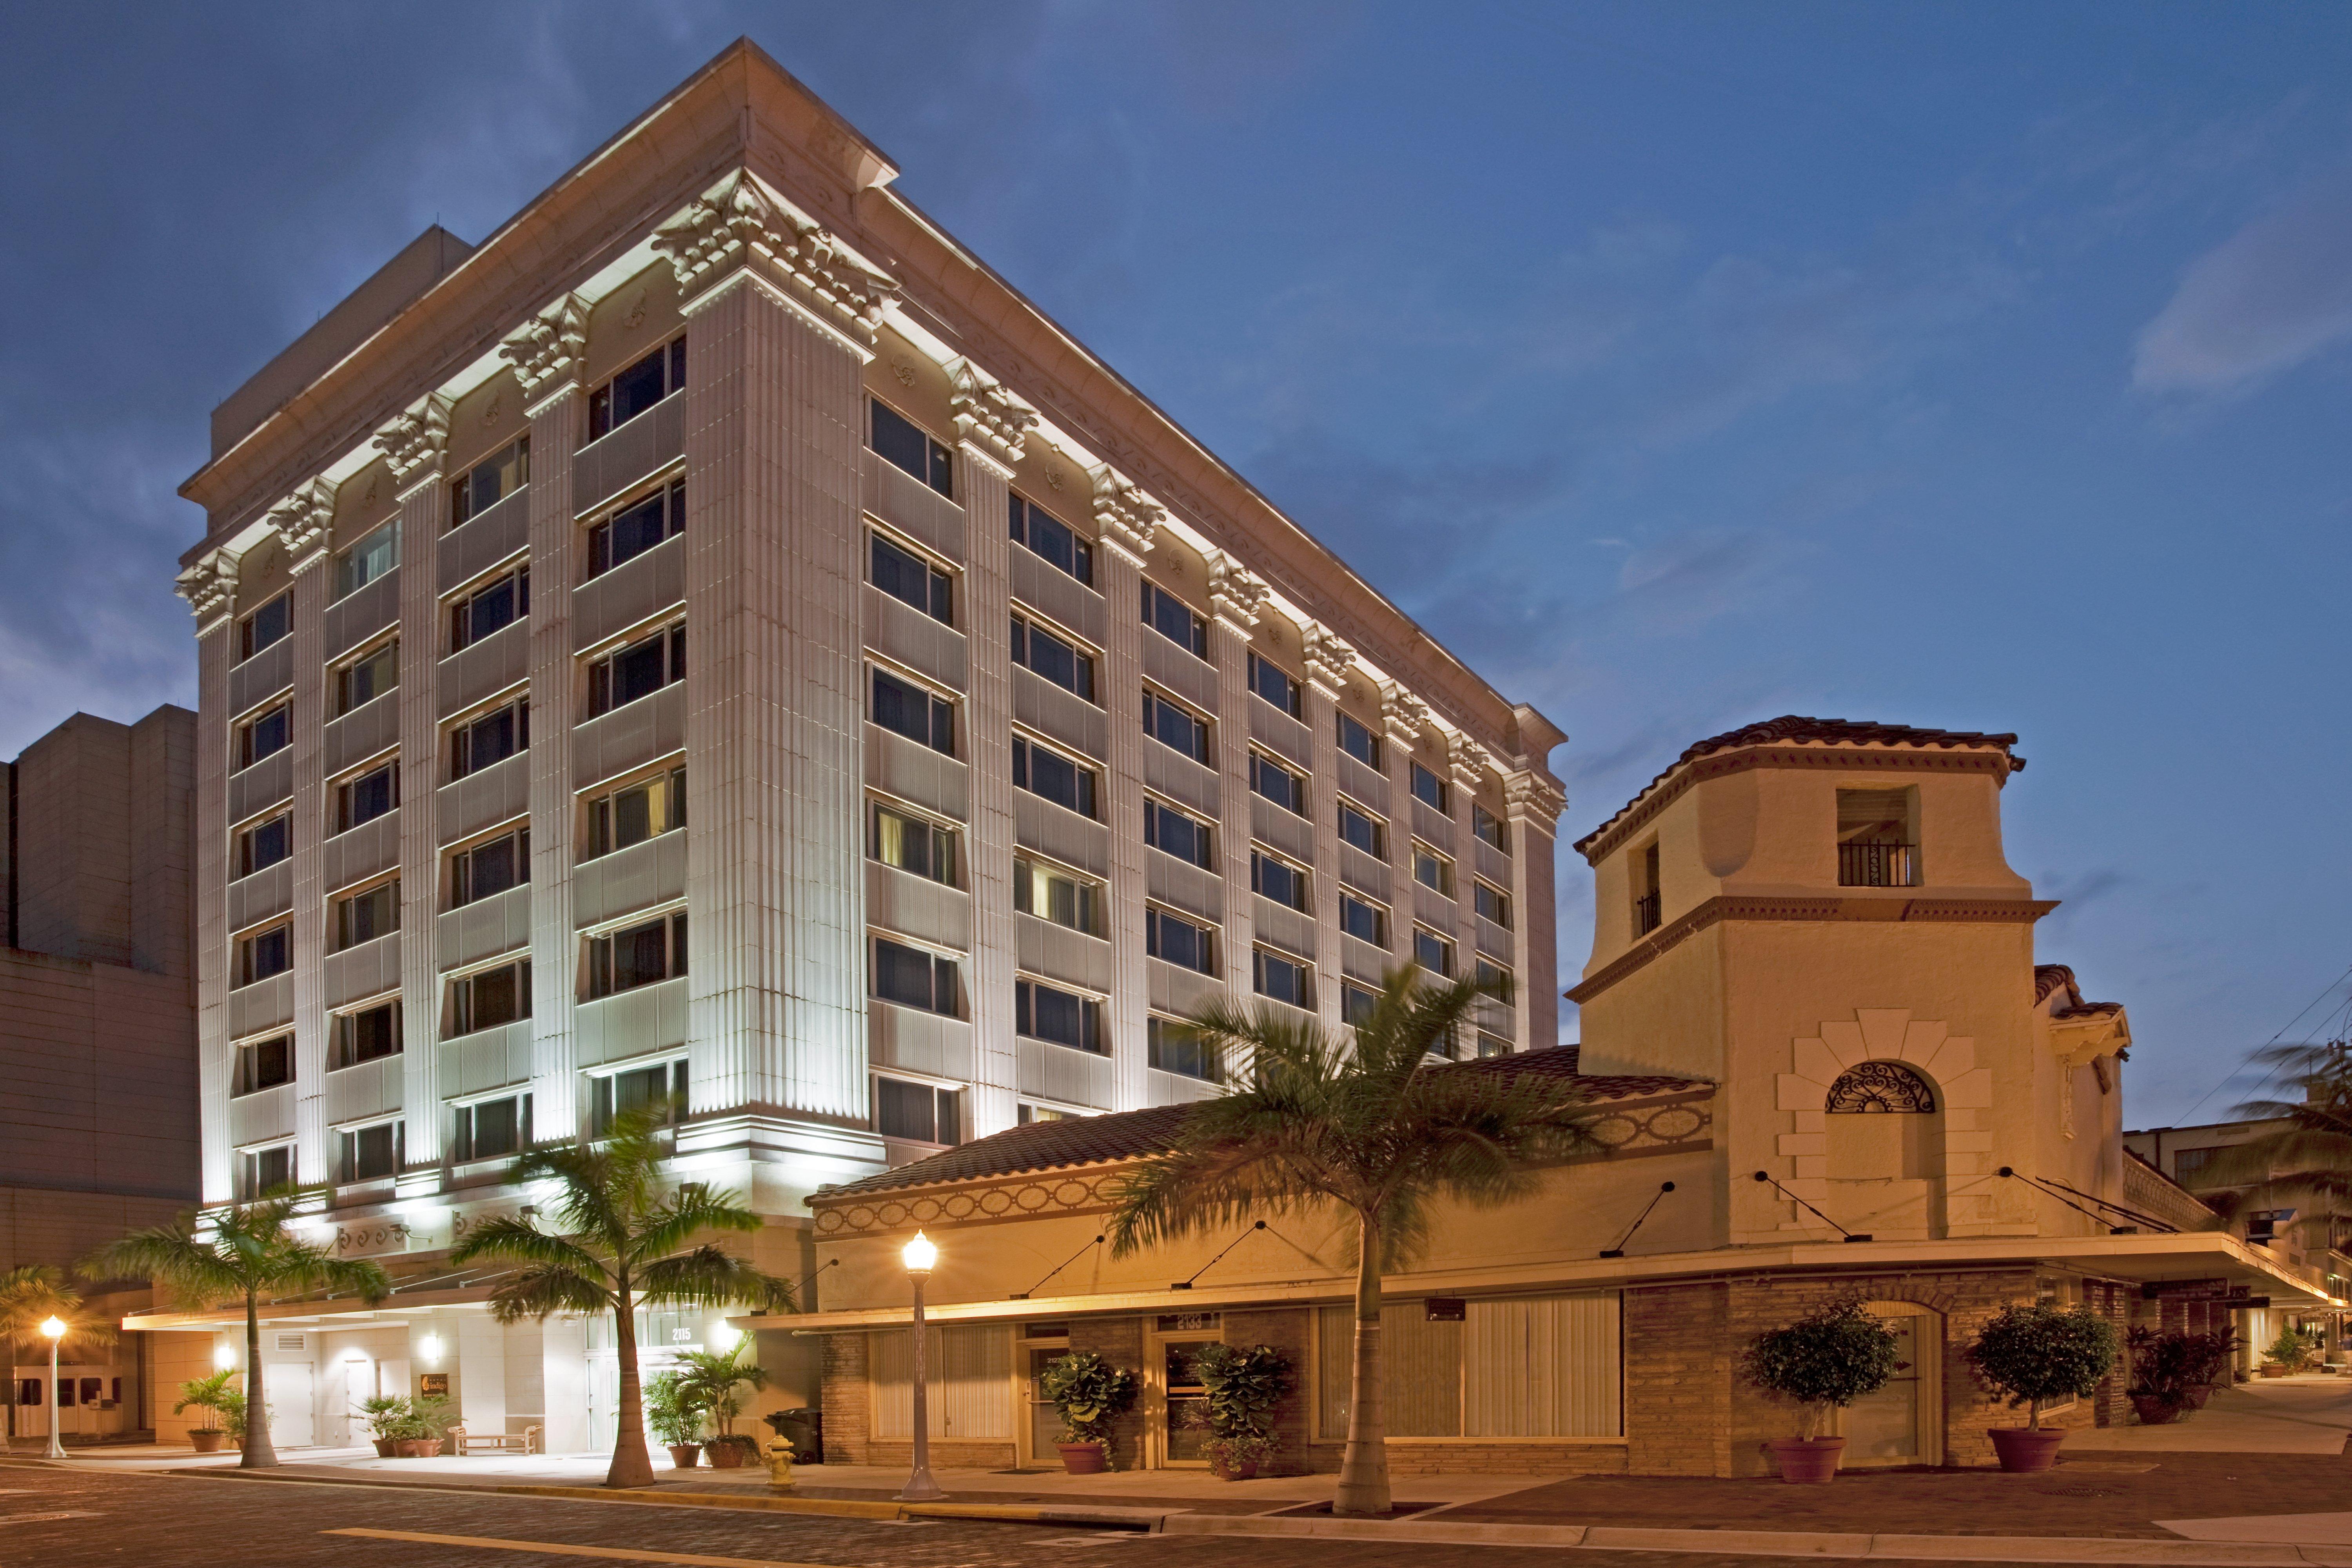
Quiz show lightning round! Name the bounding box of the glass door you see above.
[1148,1332,1220,1467]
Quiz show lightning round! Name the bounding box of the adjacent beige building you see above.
[137,42,1567,1451]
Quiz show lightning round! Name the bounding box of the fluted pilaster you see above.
[394,464,450,1161]
[526,383,583,1132]
[956,437,1019,1137]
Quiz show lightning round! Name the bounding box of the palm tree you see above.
[1,1265,118,1442]
[1107,966,1601,1516]
[2200,1041,2352,1249]
[82,1198,390,1466]
[448,1104,795,1489]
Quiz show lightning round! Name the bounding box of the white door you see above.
[265,1363,316,1448]
[341,1359,377,1446]
[587,1357,618,1453]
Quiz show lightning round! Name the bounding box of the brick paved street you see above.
[0,1462,2115,1568]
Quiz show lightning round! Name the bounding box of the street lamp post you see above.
[40,1316,67,1460]
[895,1231,945,1502]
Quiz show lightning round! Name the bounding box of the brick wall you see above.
[1626,1281,1732,1476]
[1383,1441,1629,1476]
[1070,1315,1147,1472]
[818,1332,868,1464]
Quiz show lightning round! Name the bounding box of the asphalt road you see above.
[0,1462,2107,1568]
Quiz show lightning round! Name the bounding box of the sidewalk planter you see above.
[2260,1362,2287,1378]
[188,1430,226,1454]
[1207,1454,1260,1481]
[1767,1436,1845,1483]
[395,1437,437,1457]
[1987,1427,2067,1473]
[2130,1394,2183,1425]
[667,1443,702,1469]
[371,1437,397,1458]
[1057,1441,1110,1475]
[2182,1383,2214,1410]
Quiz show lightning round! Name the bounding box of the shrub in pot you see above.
[173,1370,246,1454]
[355,1394,410,1458]
[1038,1351,1140,1473]
[675,1341,769,1469]
[1191,1343,1290,1480]
[2179,1329,2235,1408]
[410,1393,459,1457]
[2268,1325,2318,1376]
[647,1372,707,1469]
[1741,1299,1899,1483]
[1967,1304,2118,1471]
[2125,1326,2202,1425]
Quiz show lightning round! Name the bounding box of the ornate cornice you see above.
[1505,768,1567,827]
[1566,894,2062,1006]
[1091,465,1162,564]
[652,169,898,355]
[499,292,589,407]
[945,356,1037,476]
[1206,550,1268,631]
[1449,730,1497,790]
[374,396,452,494]
[174,552,238,631]
[1380,682,1429,748]
[264,479,334,569]
[1302,624,1356,700]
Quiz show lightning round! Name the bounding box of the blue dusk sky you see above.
[3,4,2346,1125]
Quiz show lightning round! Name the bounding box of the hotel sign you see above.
[2140,1279,2253,1301]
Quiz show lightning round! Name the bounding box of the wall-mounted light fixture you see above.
[417,1333,443,1366]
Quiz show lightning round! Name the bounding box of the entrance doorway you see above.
[1839,1301,1942,1466]
[1144,1314,1221,1468]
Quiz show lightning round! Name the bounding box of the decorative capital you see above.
[1090,465,1163,564]
[1301,624,1356,699]
[1505,769,1567,826]
[1380,682,1429,748]
[1205,551,1268,632]
[265,479,334,568]
[946,356,1037,475]
[174,552,238,630]
[374,396,451,492]
[1448,730,1497,790]
[652,169,898,354]
[499,292,589,404]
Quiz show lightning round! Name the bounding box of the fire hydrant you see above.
[762,1436,796,1492]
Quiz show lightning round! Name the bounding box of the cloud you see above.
[2133,165,2352,394]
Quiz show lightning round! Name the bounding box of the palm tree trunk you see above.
[240,1292,275,1467]
[1333,1209,1389,1516]
[605,1283,655,1488]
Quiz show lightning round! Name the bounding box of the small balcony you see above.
[1839,841,1918,888]
[1633,891,1662,936]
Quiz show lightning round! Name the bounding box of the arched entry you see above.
[1824,1061,1946,1239]
[1838,1300,1943,1467]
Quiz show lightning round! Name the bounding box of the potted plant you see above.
[355,1394,410,1458]
[1967,1304,2118,1471]
[2178,1329,2236,1410]
[174,1370,242,1454]
[1037,1351,1139,1474]
[647,1370,707,1469]
[411,1393,459,1457]
[2125,1325,2195,1424]
[2267,1325,2318,1377]
[1741,1299,1899,1483]
[674,1341,768,1470]
[1190,1343,1290,1481]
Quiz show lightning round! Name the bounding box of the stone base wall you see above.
[817,1332,869,1463]
[1369,1441,1630,1477]
[859,1439,1019,1469]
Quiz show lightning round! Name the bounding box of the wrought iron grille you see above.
[1825,1060,1937,1113]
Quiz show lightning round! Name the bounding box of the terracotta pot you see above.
[2182,1384,2214,1410]
[396,1437,438,1457]
[2261,1363,2286,1378]
[371,1438,397,1457]
[2130,1394,2183,1425]
[1208,1456,1260,1481]
[1988,1427,2067,1473]
[189,1430,226,1454]
[1057,1441,1109,1475]
[704,1440,749,1469]
[1767,1436,1845,1483]
[668,1443,702,1469]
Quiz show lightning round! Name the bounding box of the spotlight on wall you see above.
[708,1323,741,1351]
[417,1333,443,1366]
[214,1342,238,1370]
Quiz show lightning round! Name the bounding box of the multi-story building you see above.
[140,42,1567,1450]
[2,703,199,1441]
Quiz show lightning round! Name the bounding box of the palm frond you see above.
[628,1183,763,1269]
[451,1218,610,1281]
[483,1264,615,1325]
[637,1245,797,1313]
[80,1219,243,1303]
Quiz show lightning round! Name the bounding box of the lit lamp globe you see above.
[902,1231,938,1276]
[40,1317,67,1460]
[40,1316,66,1341]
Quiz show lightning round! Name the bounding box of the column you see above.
[179,557,237,1202]
[1302,627,1354,1031]
[1092,469,1161,1112]
[1379,684,1425,976]
[1448,734,1487,1051]
[1206,555,1265,1013]
[269,486,334,1180]
[1505,770,1565,1051]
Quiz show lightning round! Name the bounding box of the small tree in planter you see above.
[1968,1304,2118,1470]
[2266,1325,2319,1376]
[354,1394,410,1457]
[1191,1343,1291,1480]
[675,1341,769,1468]
[1038,1351,1139,1474]
[174,1370,243,1455]
[646,1371,708,1468]
[1741,1299,1899,1483]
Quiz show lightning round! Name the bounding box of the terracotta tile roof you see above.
[2035,963,2123,1018]
[808,1048,1710,1203]
[1575,715,2026,857]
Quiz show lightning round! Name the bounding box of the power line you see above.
[2174,960,2352,1125]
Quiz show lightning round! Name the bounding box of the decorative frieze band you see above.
[652,169,898,355]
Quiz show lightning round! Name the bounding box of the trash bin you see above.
[767,1407,822,1463]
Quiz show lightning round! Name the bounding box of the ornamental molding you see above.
[374,395,452,492]
[1379,682,1429,747]
[1302,624,1356,698]
[1090,465,1163,563]
[175,551,238,629]
[1769,1010,1992,1234]
[499,292,589,405]
[1205,550,1268,630]
[264,478,334,568]
[945,356,1038,475]
[651,168,898,355]
[1448,730,1497,789]
[1504,769,1566,827]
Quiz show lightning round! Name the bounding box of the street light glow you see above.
[39,1316,65,1341]
[902,1231,937,1274]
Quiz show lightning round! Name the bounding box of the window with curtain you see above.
[1316,1294,1621,1439]
[869,1325,1014,1439]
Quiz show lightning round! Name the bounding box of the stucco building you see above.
[132,42,1566,1450]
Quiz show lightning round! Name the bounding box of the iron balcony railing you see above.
[1633,891,1662,935]
[1839,841,1918,888]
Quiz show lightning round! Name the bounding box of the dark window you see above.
[587,913,686,1000]
[331,1000,402,1068]
[1250,751,1304,815]
[450,436,529,528]
[236,924,291,987]
[585,766,684,858]
[1013,737,1098,818]
[335,521,399,600]
[449,565,529,652]
[1414,927,1454,978]
[235,813,291,878]
[871,802,956,886]
[453,1093,530,1162]
[1147,1016,1216,1081]
[1011,615,1096,701]
[336,760,399,833]
[1338,800,1385,858]
[1017,978,1103,1054]
[870,399,953,498]
[1145,690,1210,762]
[587,479,685,579]
[1476,958,1516,1005]
[450,959,533,1033]
[1014,855,1101,934]
[1338,711,1381,769]
[1411,762,1450,815]
[450,697,529,780]
[873,938,958,1015]
[1147,907,1215,974]
[1473,804,1507,851]
[334,879,399,950]
[239,593,290,662]
[1341,982,1379,1027]
[238,703,290,769]
[1249,653,1301,719]
[871,530,953,624]
[233,1034,294,1096]
[1252,851,1308,910]
[591,1060,690,1136]
[1142,583,1208,657]
[1474,881,1511,928]
[875,1078,962,1145]
[1253,948,1311,1009]
[1412,843,1453,896]
[451,828,529,907]
[1476,1031,1512,1060]
[588,623,686,717]
[587,338,686,441]
[334,639,399,715]
[1339,892,1387,946]
[238,1145,294,1201]
[871,667,955,755]
[338,1121,402,1182]
[1009,495,1093,586]
[1143,799,1212,867]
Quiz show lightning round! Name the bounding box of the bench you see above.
[448,1424,541,1456]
